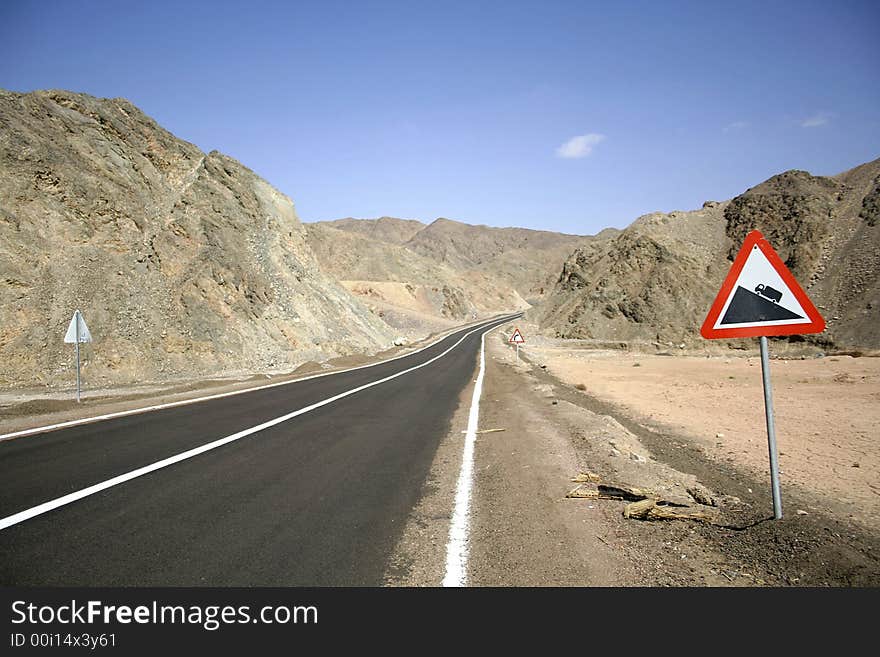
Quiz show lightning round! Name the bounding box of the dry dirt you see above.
[526,345,880,533]
[386,326,644,586]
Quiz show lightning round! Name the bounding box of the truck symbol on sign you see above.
[754,284,782,303]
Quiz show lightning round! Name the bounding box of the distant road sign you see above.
[701,230,825,339]
[508,328,525,344]
[64,310,92,343]
[64,310,91,403]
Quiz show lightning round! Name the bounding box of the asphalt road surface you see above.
[0,315,517,586]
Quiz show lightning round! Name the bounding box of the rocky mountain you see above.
[537,158,880,350]
[5,89,870,398]
[0,89,396,389]
[406,218,606,301]
[318,216,425,245]
[305,216,591,333]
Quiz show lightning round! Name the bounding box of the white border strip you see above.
[0,315,516,443]
[0,317,515,532]
[443,325,493,587]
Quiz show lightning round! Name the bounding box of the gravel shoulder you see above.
[386,325,642,586]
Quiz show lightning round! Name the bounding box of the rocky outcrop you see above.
[538,158,880,350]
[0,89,395,389]
[859,176,879,227]
[539,203,729,345]
[723,170,838,281]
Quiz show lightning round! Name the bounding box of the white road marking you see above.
[0,316,516,532]
[0,315,514,443]
[443,324,495,587]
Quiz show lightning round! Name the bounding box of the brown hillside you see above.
[309,215,590,308]
[305,221,531,333]
[405,218,589,298]
[318,216,426,245]
[537,159,880,350]
[306,215,590,333]
[0,89,395,389]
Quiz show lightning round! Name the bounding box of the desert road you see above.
[0,314,519,586]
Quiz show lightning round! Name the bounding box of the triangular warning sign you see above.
[701,231,825,339]
[509,328,526,344]
[64,310,93,343]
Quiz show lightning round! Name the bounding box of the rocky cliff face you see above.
[539,202,729,345]
[0,89,394,389]
[723,170,838,280]
[538,159,880,350]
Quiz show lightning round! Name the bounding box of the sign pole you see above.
[75,310,82,403]
[700,231,825,521]
[515,343,519,362]
[759,336,782,519]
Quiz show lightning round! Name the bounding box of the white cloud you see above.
[800,113,831,128]
[723,121,749,132]
[556,133,605,159]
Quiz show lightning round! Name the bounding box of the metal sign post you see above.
[75,312,81,403]
[759,336,783,519]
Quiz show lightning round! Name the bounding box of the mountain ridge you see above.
[305,214,598,334]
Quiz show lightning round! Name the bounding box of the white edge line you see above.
[0,315,519,443]
[0,316,516,532]
[443,322,496,587]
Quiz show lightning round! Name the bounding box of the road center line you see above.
[0,316,516,532]
[443,323,495,587]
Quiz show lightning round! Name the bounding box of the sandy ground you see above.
[525,346,880,532]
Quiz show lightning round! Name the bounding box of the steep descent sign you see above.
[701,230,825,339]
[508,328,525,344]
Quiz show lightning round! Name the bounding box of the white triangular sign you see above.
[701,231,824,339]
[712,247,809,329]
[64,310,93,343]
[509,328,525,344]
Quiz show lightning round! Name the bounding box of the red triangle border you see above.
[700,230,826,339]
[509,327,525,343]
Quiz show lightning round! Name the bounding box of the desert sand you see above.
[526,345,880,531]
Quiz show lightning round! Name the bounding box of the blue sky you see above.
[2,0,878,235]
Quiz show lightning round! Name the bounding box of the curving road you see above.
[0,315,517,586]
